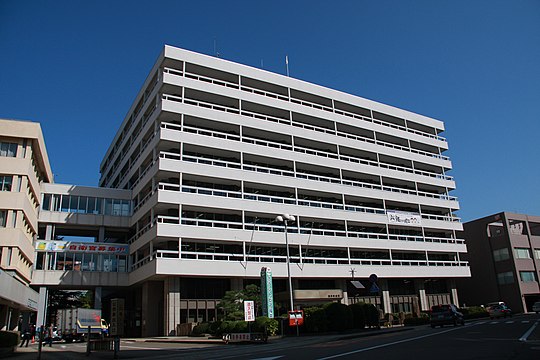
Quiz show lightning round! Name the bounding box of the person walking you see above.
[19,324,31,347]
[30,324,36,343]
[45,324,53,347]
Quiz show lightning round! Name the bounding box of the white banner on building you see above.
[387,211,422,226]
[244,300,255,322]
[35,240,129,254]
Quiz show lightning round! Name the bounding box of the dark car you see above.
[430,304,465,328]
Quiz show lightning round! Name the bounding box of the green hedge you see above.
[253,316,279,336]
[304,306,327,333]
[324,302,353,331]
[403,316,430,326]
[462,306,489,319]
[349,302,379,329]
[195,317,279,337]
[0,331,19,348]
[191,322,211,336]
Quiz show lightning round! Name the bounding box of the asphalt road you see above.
[9,313,540,360]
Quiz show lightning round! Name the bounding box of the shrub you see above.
[403,315,430,326]
[462,306,489,319]
[324,302,353,332]
[209,321,222,335]
[232,321,248,333]
[253,316,279,336]
[349,302,366,329]
[0,331,19,348]
[363,304,380,328]
[216,321,233,336]
[304,306,327,333]
[191,323,210,336]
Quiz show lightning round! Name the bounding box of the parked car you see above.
[430,304,465,328]
[487,304,512,319]
[531,301,540,314]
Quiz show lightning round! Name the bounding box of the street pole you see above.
[276,214,298,336]
[284,219,294,314]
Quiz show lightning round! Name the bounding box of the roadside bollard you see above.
[86,326,91,356]
[113,336,120,359]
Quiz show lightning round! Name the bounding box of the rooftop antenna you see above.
[285,55,290,77]
[213,38,221,58]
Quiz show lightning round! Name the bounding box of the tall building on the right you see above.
[459,212,540,312]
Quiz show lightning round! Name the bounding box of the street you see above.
[9,314,540,360]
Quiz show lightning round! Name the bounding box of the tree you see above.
[218,284,261,321]
[47,290,92,325]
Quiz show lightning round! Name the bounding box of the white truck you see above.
[57,308,108,342]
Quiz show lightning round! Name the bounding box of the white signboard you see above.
[244,300,255,322]
[387,211,422,226]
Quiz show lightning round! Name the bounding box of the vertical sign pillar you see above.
[260,267,274,318]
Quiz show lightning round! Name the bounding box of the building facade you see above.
[0,119,53,331]
[95,45,468,336]
[3,45,469,337]
[458,212,540,313]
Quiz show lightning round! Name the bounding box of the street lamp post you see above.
[275,214,297,335]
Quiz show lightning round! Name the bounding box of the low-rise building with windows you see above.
[458,212,540,312]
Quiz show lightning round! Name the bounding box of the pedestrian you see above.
[45,324,53,347]
[30,324,36,343]
[19,325,31,347]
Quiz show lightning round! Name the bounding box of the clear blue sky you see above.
[1,0,539,222]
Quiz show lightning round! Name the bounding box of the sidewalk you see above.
[7,326,412,359]
[127,325,411,344]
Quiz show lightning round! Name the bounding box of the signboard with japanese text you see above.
[35,241,128,255]
[244,300,255,322]
[386,211,422,226]
[110,298,125,336]
[260,267,274,318]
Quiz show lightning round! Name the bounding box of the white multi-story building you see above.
[93,45,469,336]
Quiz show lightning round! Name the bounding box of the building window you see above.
[519,271,537,282]
[497,271,514,285]
[0,176,12,191]
[534,249,540,260]
[0,142,17,157]
[493,248,509,262]
[514,248,531,259]
[0,210,6,227]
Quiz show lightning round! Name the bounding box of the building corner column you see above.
[36,287,48,328]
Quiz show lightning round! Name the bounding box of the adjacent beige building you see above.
[0,119,53,330]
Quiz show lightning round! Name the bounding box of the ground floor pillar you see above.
[337,279,349,305]
[415,279,429,311]
[36,287,48,328]
[141,281,164,337]
[165,277,181,336]
[449,279,460,307]
[380,280,391,314]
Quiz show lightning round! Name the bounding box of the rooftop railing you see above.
[163,67,447,142]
